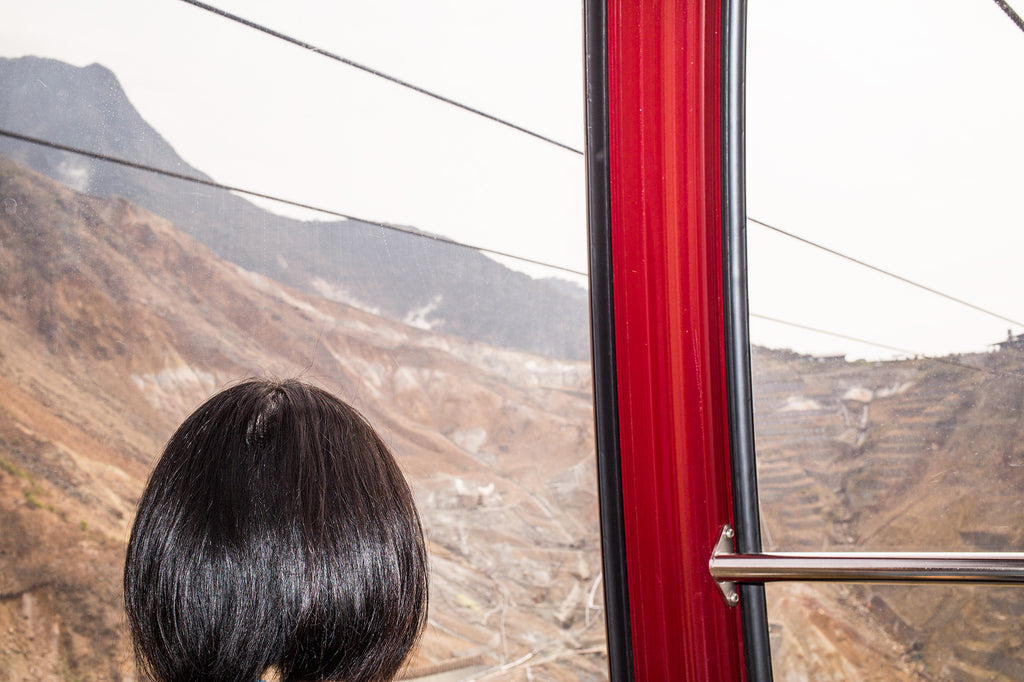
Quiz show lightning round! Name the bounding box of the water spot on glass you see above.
[3,198,16,215]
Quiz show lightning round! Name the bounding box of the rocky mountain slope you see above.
[4,50,1022,676]
[752,345,1024,680]
[0,56,589,361]
[6,144,1023,680]
[0,155,604,681]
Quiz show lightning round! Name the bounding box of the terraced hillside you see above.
[752,346,1024,680]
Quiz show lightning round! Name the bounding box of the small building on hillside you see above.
[993,330,1024,352]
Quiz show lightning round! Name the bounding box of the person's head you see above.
[124,378,428,682]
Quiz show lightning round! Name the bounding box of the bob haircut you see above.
[124,378,428,682]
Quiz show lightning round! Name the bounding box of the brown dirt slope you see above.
[0,155,604,681]
[753,345,1024,680]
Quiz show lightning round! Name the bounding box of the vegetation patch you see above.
[0,455,29,479]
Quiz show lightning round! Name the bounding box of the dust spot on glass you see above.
[3,198,16,215]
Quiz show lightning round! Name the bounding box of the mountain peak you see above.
[0,56,590,360]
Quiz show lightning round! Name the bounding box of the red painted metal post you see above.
[606,0,746,678]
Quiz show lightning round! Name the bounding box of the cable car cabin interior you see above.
[1,1,1024,680]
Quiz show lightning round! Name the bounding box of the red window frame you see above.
[586,1,767,679]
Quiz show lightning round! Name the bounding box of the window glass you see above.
[766,583,1024,680]
[748,0,1024,677]
[0,2,604,679]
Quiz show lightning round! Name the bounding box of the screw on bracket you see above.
[710,525,740,607]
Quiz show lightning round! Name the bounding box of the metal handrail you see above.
[709,525,1024,606]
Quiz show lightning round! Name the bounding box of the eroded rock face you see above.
[0,155,604,680]
[752,345,1024,680]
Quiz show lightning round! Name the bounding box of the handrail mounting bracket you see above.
[711,525,740,607]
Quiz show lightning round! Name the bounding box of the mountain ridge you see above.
[0,55,589,360]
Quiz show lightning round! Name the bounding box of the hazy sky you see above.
[2,0,1023,360]
[0,0,587,274]
[746,0,1024,359]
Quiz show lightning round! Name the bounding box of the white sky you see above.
[747,0,1024,359]
[2,0,1023,360]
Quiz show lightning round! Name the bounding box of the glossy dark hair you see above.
[124,378,428,682]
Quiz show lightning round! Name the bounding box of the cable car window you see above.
[0,2,605,679]
[748,0,1024,678]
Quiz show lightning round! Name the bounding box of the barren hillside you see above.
[753,346,1024,680]
[0,155,605,681]
[5,146,1022,681]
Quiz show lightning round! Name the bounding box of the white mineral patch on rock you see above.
[393,366,422,394]
[310,277,382,316]
[130,365,217,414]
[453,427,488,454]
[416,335,591,391]
[843,386,874,403]
[780,395,824,411]
[130,365,214,392]
[56,158,90,192]
[346,358,387,396]
[403,295,443,330]
[449,477,499,508]
[875,381,913,398]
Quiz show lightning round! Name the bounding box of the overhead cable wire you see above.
[749,217,1024,328]
[0,128,585,277]
[751,313,1013,378]
[993,0,1024,34]
[751,313,916,358]
[177,0,584,156]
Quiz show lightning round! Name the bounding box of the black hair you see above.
[124,378,428,682]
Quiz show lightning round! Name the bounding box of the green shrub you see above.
[24,490,41,509]
[0,456,27,479]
